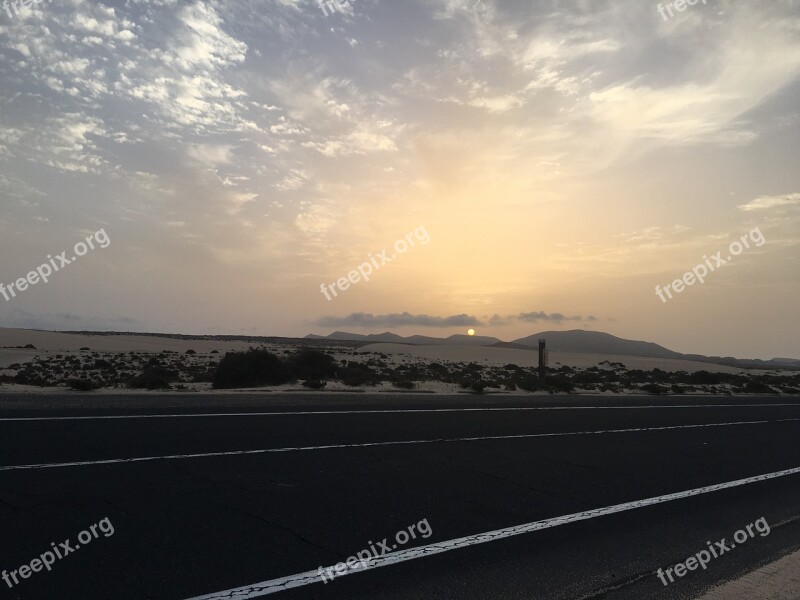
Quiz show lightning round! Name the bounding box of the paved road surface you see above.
[0,393,798,599]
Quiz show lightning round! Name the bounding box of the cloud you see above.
[517,311,583,323]
[315,311,596,328]
[315,312,483,327]
[187,144,236,167]
[738,193,800,211]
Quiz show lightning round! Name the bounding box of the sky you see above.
[0,0,798,359]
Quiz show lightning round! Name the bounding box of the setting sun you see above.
[467,329,476,336]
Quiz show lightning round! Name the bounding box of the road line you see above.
[182,464,800,599]
[0,403,797,421]
[1,418,797,472]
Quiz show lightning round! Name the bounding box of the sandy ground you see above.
[357,343,755,374]
[0,328,776,375]
[696,549,800,599]
[0,327,255,356]
[1,328,792,396]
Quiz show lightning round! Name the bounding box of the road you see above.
[0,393,798,599]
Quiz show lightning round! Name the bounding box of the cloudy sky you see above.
[1,0,798,358]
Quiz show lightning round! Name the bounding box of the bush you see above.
[600,383,622,393]
[129,367,175,390]
[572,370,605,385]
[548,377,575,393]
[470,381,486,394]
[302,379,327,389]
[68,379,101,391]
[744,380,779,394]
[338,362,379,386]
[516,374,540,392]
[212,348,291,389]
[641,383,667,394]
[94,359,114,370]
[690,370,724,385]
[287,348,337,380]
[392,380,415,389]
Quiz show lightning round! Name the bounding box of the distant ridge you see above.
[306,329,671,356]
[304,329,800,370]
[511,330,682,359]
[305,331,503,346]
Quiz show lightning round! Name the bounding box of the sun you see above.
[467,328,476,336]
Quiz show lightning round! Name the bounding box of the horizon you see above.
[5,325,798,362]
[1,0,799,360]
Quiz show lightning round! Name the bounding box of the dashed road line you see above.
[182,464,800,599]
[1,418,797,472]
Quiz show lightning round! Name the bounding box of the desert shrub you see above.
[743,380,779,394]
[191,369,216,383]
[690,370,724,385]
[287,348,337,380]
[302,379,327,389]
[600,383,622,393]
[129,366,176,390]
[572,370,605,385]
[392,380,415,389]
[641,383,667,394]
[516,374,540,392]
[548,376,575,393]
[338,362,379,386]
[402,365,424,380]
[185,349,197,355]
[212,348,291,389]
[68,379,101,391]
[470,381,486,394]
[427,362,450,377]
[13,371,52,386]
[460,363,484,377]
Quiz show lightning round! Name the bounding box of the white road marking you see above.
[1,418,797,472]
[182,464,800,599]
[0,403,797,421]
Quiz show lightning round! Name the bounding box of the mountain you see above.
[310,329,680,357]
[511,330,682,359]
[324,331,417,343]
[304,329,798,369]
[304,331,502,346]
[446,334,503,346]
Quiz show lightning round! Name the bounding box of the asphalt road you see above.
[0,393,799,599]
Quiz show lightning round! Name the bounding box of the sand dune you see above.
[0,328,256,367]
